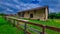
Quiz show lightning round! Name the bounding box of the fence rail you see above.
[4,16,60,34]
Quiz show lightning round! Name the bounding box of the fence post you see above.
[42,26,45,34]
[13,19,15,27]
[24,22,27,34]
[17,21,19,27]
[4,16,6,20]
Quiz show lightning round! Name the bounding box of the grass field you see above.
[29,19,60,28]
[0,16,24,34]
[1,16,60,34]
[20,18,60,34]
[21,18,60,28]
[29,19,60,34]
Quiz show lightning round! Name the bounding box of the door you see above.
[30,14,33,18]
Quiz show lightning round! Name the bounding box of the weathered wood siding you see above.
[17,7,48,21]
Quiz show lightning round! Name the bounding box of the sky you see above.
[0,0,60,14]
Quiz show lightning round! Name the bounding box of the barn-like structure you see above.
[17,6,49,20]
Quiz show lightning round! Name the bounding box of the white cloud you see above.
[19,3,41,9]
[16,5,20,9]
[2,0,60,13]
[0,0,41,10]
[0,2,20,9]
[49,8,57,13]
[0,5,7,9]
[6,8,13,12]
[13,0,20,4]
[15,3,41,10]
[32,0,41,1]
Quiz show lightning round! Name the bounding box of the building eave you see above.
[17,6,48,13]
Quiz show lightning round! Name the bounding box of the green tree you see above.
[49,12,60,19]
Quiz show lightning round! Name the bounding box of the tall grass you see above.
[0,16,24,34]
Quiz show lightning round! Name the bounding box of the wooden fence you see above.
[4,16,60,34]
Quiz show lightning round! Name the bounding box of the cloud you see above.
[14,2,41,10]
[0,2,41,10]
[49,8,56,13]
[0,2,20,10]
[0,0,60,14]
[0,1,41,14]
[6,8,13,12]
[13,0,20,4]
[0,5,7,9]
[19,3,41,11]
[38,0,60,12]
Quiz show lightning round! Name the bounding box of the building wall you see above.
[33,9,45,20]
[18,7,48,20]
[24,11,29,18]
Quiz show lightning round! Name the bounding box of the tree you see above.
[48,12,60,19]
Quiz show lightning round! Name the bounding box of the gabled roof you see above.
[17,6,48,13]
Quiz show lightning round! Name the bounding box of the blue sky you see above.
[0,0,60,14]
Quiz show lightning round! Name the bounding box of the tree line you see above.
[48,12,60,19]
[0,12,60,19]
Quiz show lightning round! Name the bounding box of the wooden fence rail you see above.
[4,16,60,34]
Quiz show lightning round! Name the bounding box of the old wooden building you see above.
[17,6,49,20]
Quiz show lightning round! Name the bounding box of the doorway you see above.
[30,14,33,18]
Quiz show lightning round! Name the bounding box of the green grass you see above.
[19,18,60,28]
[20,18,60,34]
[28,19,60,34]
[0,16,24,34]
[6,17,60,34]
[20,18,60,28]
[9,17,60,27]
[26,19,60,28]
